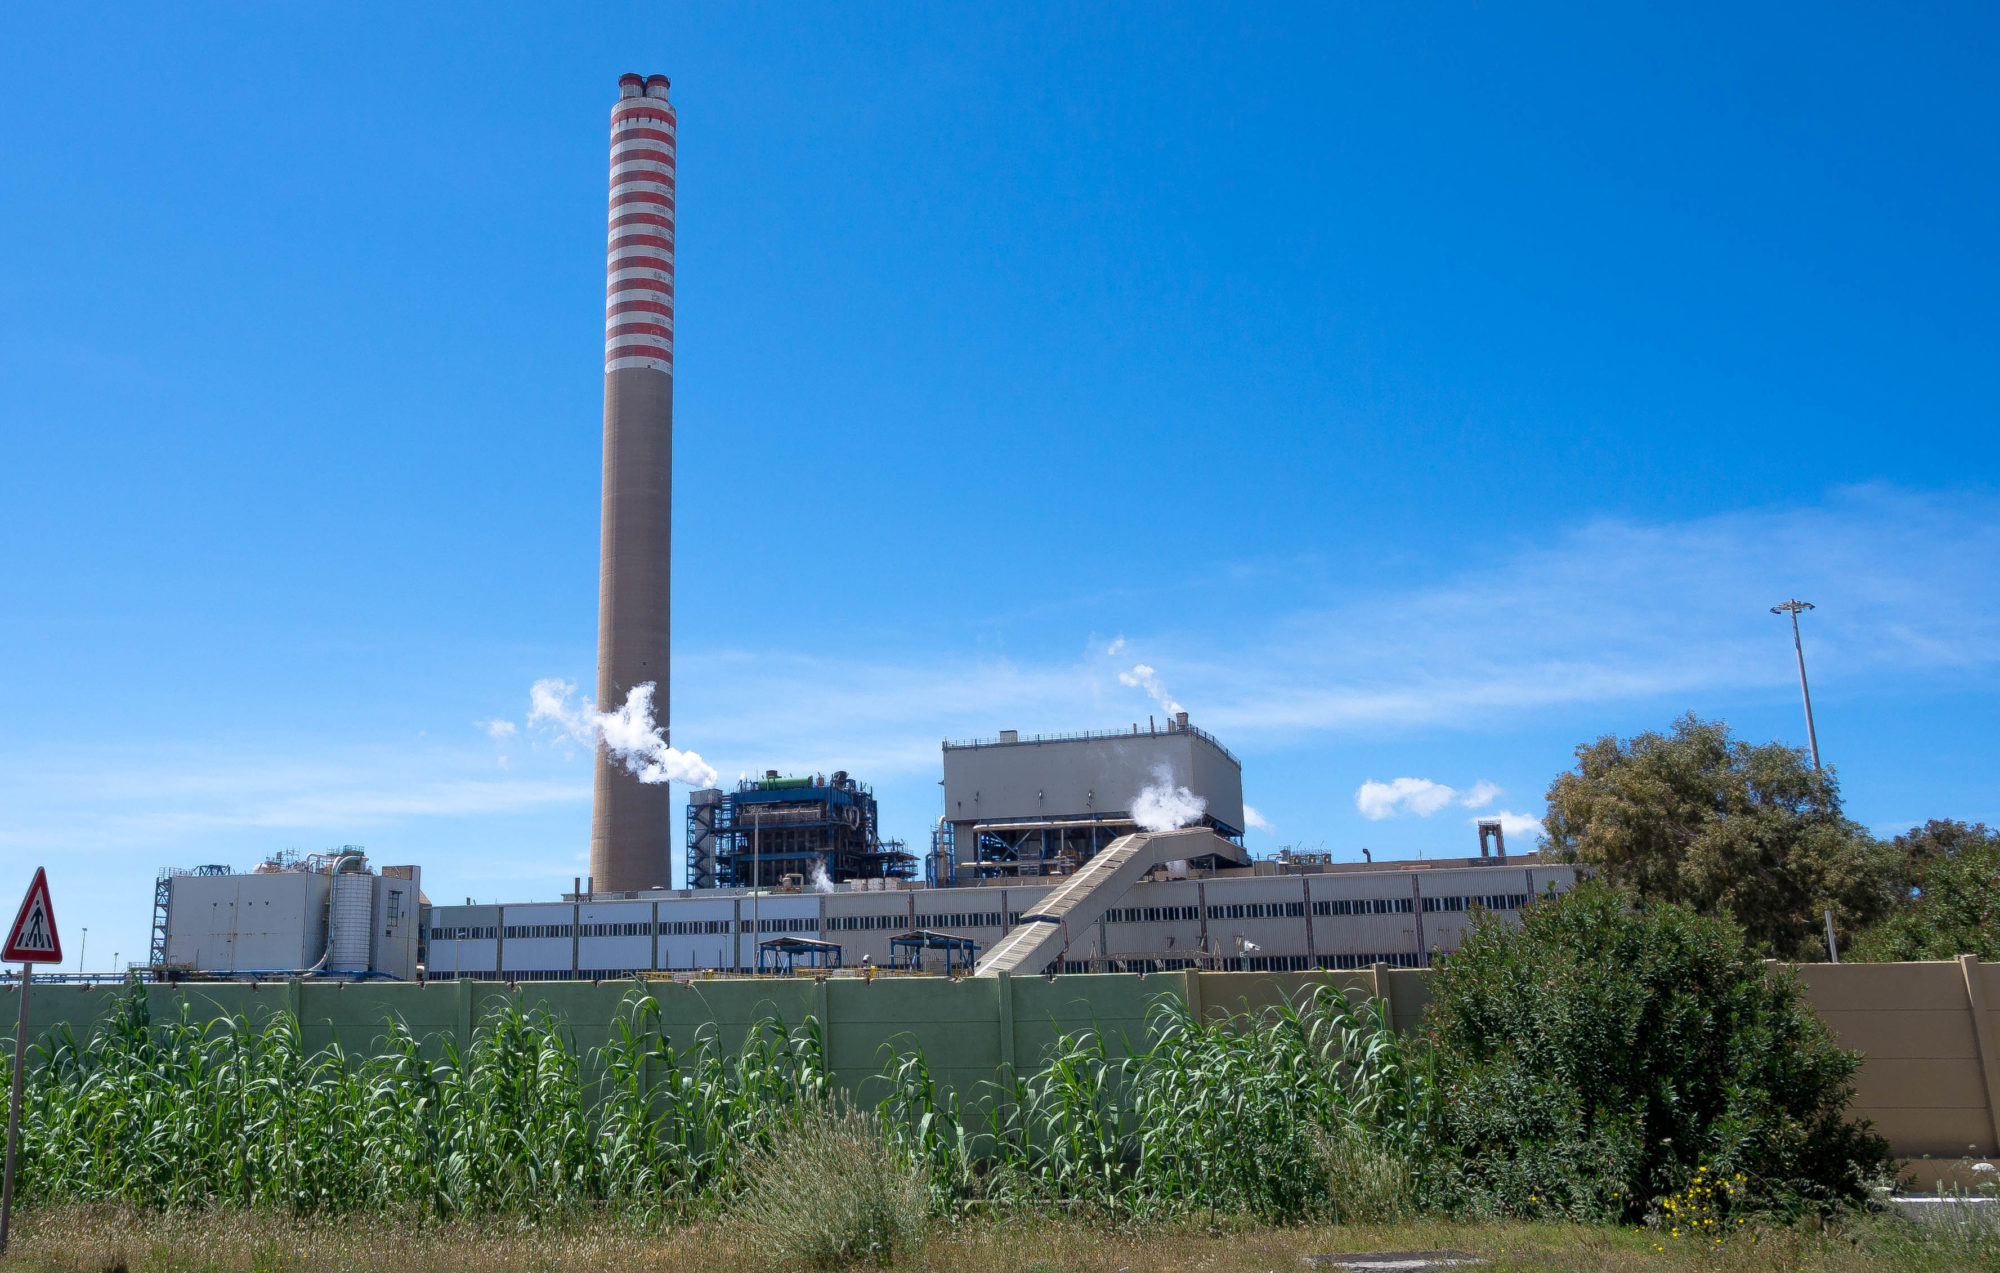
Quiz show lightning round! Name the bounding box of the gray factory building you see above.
[937,713,1244,885]
[426,852,1577,979]
[155,849,425,980]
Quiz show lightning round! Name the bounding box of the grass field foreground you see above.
[4,1207,1995,1273]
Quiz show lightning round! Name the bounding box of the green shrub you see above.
[728,1102,928,1269]
[1425,881,1892,1221]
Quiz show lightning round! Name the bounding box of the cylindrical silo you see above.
[327,872,374,973]
[590,72,677,892]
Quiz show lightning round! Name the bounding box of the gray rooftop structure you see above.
[936,714,1245,886]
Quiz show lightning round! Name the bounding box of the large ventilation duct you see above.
[590,72,677,892]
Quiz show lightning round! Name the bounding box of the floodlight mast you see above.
[1770,599,1822,771]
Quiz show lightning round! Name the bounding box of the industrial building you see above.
[685,771,915,890]
[425,844,1573,979]
[937,713,1245,885]
[154,849,425,980]
[145,81,1582,987]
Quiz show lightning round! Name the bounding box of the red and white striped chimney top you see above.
[604,74,675,375]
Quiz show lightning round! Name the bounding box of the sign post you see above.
[0,867,61,1255]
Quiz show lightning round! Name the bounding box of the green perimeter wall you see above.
[0,969,1430,1110]
[8,962,1999,1169]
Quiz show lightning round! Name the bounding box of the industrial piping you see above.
[591,72,678,891]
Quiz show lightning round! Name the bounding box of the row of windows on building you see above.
[1420,894,1531,913]
[1059,952,1428,975]
[431,895,1532,944]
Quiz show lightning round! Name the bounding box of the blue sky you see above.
[3,3,1995,969]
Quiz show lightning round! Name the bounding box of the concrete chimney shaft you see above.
[590,72,677,891]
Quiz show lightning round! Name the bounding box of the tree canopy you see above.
[1850,820,2000,962]
[1541,713,1892,959]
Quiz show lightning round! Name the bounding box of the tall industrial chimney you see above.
[591,72,677,892]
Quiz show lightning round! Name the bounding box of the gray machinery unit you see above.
[939,713,1246,886]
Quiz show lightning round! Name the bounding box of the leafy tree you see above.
[1542,713,1892,958]
[1851,820,2000,961]
[1426,881,1892,1220]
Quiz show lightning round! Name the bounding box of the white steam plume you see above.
[1117,663,1183,715]
[1242,804,1274,832]
[527,678,719,789]
[1131,763,1207,831]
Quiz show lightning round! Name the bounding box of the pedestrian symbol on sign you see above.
[1,869,60,964]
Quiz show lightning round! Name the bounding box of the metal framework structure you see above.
[149,864,230,969]
[888,929,980,975]
[756,936,844,975]
[685,789,721,890]
[702,771,916,889]
[971,817,1124,881]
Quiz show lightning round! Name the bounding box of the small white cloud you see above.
[1243,804,1274,832]
[1106,636,1128,656]
[1356,777,1457,820]
[1357,777,1509,820]
[481,719,518,742]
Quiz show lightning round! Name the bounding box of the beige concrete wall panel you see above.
[1841,1058,1990,1111]
[1791,961,1973,1012]
[1860,1107,1998,1159]
[1814,1009,1978,1060]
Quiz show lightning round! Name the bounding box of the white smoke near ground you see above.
[1242,804,1274,832]
[1117,663,1183,716]
[526,677,719,789]
[1355,776,1503,820]
[808,859,835,893]
[1131,763,1207,831]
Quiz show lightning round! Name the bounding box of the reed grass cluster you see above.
[15,985,827,1218]
[7,980,1417,1227]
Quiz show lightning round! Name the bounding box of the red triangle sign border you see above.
[3,868,61,965]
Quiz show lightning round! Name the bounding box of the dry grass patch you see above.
[5,1208,1992,1273]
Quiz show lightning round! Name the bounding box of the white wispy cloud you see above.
[1355,777,1505,820]
[6,488,1988,872]
[0,744,588,853]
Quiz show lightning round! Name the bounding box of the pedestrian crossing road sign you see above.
[2,868,60,964]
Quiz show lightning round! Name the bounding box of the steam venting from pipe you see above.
[1117,663,1183,715]
[808,859,835,894]
[528,678,719,789]
[1131,762,1206,831]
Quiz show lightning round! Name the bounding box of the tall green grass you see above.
[17,984,827,1218]
[6,979,1417,1225]
[883,982,1427,1221]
